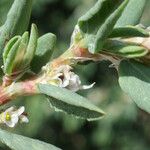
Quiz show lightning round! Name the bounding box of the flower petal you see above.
[16,106,25,115]
[20,115,29,123]
[11,113,19,123]
[81,82,95,90]
[5,121,16,128]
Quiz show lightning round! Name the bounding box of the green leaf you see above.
[104,40,148,58]
[3,36,21,64]
[0,0,13,26]
[110,26,149,38]
[31,33,56,73]
[38,84,105,121]
[119,60,150,113]
[12,32,29,71]
[115,0,147,27]
[21,24,38,69]
[0,129,61,150]
[0,0,33,67]
[78,0,129,53]
[3,36,22,75]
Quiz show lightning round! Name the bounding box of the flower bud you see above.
[2,24,38,81]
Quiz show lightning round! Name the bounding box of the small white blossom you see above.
[0,106,29,128]
[49,65,95,92]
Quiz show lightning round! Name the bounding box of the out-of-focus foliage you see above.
[0,0,13,26]
[1,0,150,150]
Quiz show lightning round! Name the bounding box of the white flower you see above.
[0,106,29,128]
[49,65,95,92]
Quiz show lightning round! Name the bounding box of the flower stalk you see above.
[0,34,109,105]
[0,26,150,106]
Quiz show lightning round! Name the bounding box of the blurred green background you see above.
[0,0,150,150]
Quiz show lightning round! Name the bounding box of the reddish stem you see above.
[0,79,39,105]
[0,87,10,105]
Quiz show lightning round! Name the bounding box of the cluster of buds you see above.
[2,24,38,86]
[0,106,28,128]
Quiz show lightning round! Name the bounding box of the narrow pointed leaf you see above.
[115,0,147,27]
[13,32,29,70]
[78,0,129,53]
[3,36,20,64]
[0,129,61,150]
[38,84,105,121]
[110,26,149,38]
[31,33,56,73]
[21,24,38,69]
[119,60,150,113]
[4,37,22,75]
[104,40,148,58]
